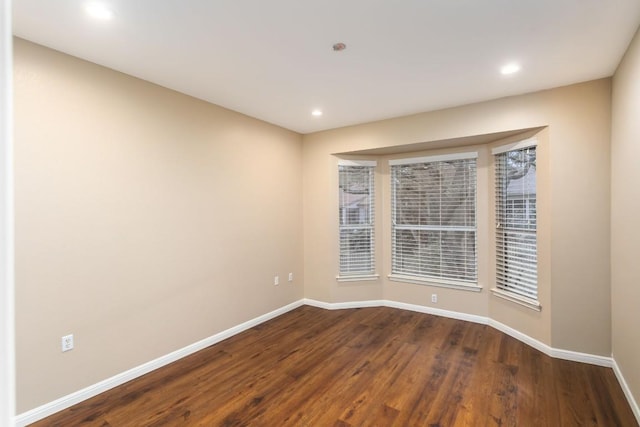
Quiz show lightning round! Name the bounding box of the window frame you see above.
[388,152,481,291]
[337,160,378,281]
[491,138,541,311]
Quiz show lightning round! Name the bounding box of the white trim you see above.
[388,151,478,165]
[14,300,304,427]
[303,299,487,324]
[302,298,385,310]
[1,0,15,425]
[388,274,482,292]
[549,347,612,368]
[613,358,640,425]
[491,288,541,311]
[487,318,552,356]
[337,159,377,167]
[383,300,487,325]
[336,274,380,282]
[491,137,537,155]
[488,318,612,367]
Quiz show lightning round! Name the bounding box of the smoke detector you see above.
[332,42,347,52]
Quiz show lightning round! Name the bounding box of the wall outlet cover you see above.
[62,334,74,352]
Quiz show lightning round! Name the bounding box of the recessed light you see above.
[84,2,114,20]
[311,109,323,117]
[500,62,521,75]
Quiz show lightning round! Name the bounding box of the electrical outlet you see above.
[431,294,438,303]
[274,275,279,286]
[61,334,74,352]
[288,272,293,282]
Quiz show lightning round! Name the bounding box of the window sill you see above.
[336,274,380,282]
[388,274,482,292]
[491,288,541,312]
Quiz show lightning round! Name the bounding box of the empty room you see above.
[2,0,640,426]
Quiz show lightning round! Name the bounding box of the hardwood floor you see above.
[30,306,638,426]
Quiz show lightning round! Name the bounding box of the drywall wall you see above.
[302,79,612,357]
[13,38,303,412]
[611,25,640,414]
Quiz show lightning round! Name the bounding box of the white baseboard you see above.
[488,318,613,367]
[302,298,385,310]
[613,358,640,425]
[14,300,304,427]
[488,318,552,356]
[383,300,488,325]
[549,347,613,368]
[303,298,488,325]
[15,297,638,426]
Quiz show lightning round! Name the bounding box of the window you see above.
[493,140,538,307]
[390,153,478,287]
[338,161,376,279]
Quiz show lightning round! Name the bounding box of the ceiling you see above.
[12,0,640,134]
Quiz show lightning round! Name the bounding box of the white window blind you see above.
[339,162,375,276]
[390,154,477,284]
[494,145,538,300]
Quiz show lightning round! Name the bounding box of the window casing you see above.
[390,153,478,286]
[338,161,376,279]
[493,141,538,305]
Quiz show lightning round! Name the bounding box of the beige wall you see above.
[612,26,640,413]
[13,38,304,412]
[303,79,612,356]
